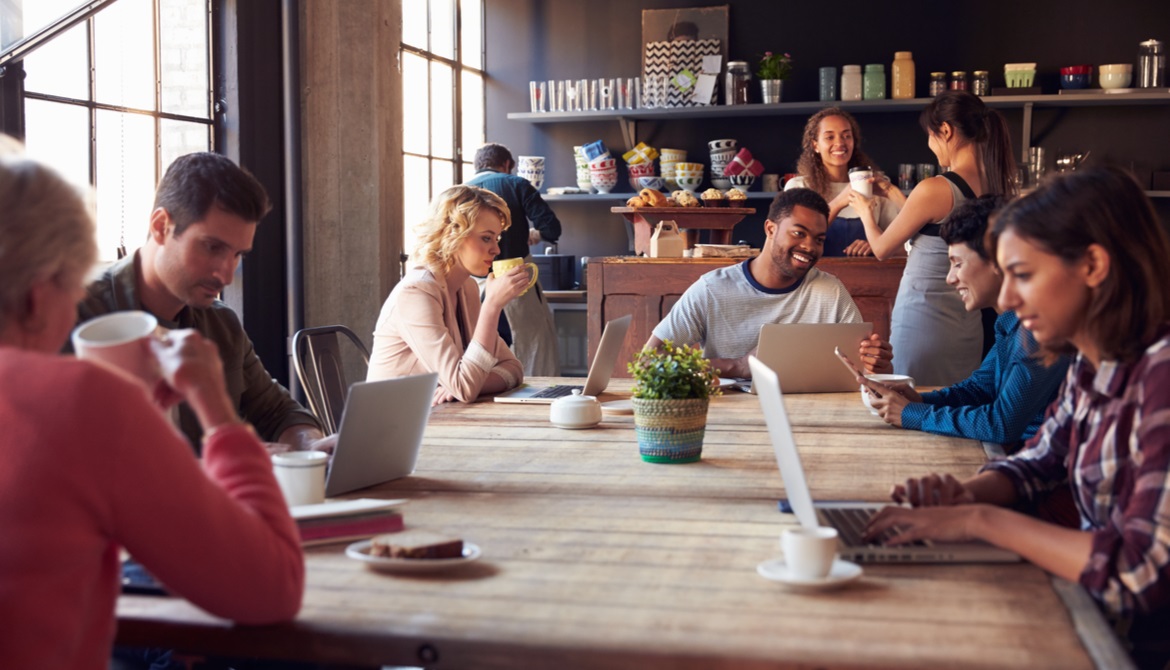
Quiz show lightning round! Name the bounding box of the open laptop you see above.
[748,355,1019,563]
[750,322,874,393]
[494,314,632,404]
[323,372,438,497]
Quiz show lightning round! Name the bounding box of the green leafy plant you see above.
[628,340,722,400]
[756,51,794,80]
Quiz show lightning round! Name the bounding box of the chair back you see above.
[291,325,371,434]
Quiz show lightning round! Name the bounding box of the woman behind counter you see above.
[852,90,1017,386]
[784,107,902,257]
[865,167,1170,668]
[367,185,529,404]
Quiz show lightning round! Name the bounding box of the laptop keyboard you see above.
[529,384,582,399]
[819,507,910,547]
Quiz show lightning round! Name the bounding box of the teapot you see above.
[549,389,602,429]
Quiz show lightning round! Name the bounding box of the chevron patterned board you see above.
[644,39,722,107]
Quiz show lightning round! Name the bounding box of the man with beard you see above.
[73,152,325,454]
[645,188,892,378]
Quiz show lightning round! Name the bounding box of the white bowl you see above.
[675,175,703,192]
[859,374,915,416]
[1100,72,1132,89]
[1099,63,1133,74]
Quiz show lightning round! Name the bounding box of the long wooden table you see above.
[116,381,1116,669]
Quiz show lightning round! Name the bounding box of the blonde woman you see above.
[368,185,528,404]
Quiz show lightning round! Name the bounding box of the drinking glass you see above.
[529,81,545,113]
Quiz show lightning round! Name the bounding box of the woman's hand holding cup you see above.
[150,329,237,430]
[485,260,536,309]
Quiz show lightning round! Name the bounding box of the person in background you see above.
[785,107,901,257]
[864,167,1170,669]
[73,152,326,455]
[852,90,1018,387]
[645,188,892,379]
[367,185,527,404]
[465,143,561,376]
[866,195,1069,451]
[0,140,303,668]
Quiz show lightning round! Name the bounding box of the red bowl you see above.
[1060,65,1092,75]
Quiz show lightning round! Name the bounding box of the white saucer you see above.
[756,558,863,592]
[600,399,633,415]
[346,540,481,573]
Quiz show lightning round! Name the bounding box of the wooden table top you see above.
[116,380,1106,669]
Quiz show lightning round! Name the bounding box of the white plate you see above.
[600,398,634,414]
[346,540,482,573]
[756,558,862,592]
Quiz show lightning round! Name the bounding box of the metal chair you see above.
[291,325,370,435]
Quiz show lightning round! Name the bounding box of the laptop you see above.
[494,314,632,404]
[751,322,874,393]
[748,355,1019,563]
[323,372,438,497]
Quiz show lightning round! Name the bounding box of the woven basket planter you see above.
[632,397,710,463]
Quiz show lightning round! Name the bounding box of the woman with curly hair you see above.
[367,185,528,404]
[784,107,902,256]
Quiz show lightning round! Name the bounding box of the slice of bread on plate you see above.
[369,530,463,559]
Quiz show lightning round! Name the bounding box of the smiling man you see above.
[645,188,891,379]
[866,195,1069,450]
[74,153,324,454]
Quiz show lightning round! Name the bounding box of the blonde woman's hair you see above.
[0,136,97,331]
[412,185,510,274]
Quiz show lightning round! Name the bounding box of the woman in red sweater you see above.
[0,141,304,668]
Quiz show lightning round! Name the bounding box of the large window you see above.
[20,0,213,261]
[400,0,484,259]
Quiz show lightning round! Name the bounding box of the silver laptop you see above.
[324,372,438,497]
[494,314,632,404]
[751,322,874,393]
[748,356,1019,563]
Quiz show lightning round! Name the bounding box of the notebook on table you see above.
[748,355,1019,564]
[750,322,874,393]
[324,372,438,497]
[494,314,632,404]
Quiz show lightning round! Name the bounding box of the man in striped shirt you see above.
[646,188,892,378]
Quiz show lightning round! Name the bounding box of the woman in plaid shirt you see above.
[865,166,1170,667]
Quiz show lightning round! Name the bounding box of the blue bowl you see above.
[1061,73,1090,89]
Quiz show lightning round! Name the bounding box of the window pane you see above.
[431,159,455,199]
[461,71,484,153]
[95,111,156,261]
[159,0,210,118]
[401,53,429,155]
[23,99,90,190]
[402,155,430,259]
[94,0,156,111]
[161,119,211,173]
[23,21,88,99]
[401,0,427,50]
[459,0,482,69]
[430,61,453,159]
[5,0,85,51]
[461,161,475,182]
[428,0,454,60]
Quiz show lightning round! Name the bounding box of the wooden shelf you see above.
[611,206,757,254]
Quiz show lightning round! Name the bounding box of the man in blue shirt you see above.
[867,195,1069,452]
[466,143,562,376]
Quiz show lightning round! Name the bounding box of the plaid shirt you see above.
[983,327,1170,623]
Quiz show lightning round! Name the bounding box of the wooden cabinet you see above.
[587,256,906,378]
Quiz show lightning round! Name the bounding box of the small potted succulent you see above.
[756,51,793,104]
[628,340,721,463]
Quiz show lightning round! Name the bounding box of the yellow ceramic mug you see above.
[491,257,539,295]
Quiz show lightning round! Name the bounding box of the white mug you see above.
[71,311,163,389]
[271,450,330,507]
[781,526,839,579]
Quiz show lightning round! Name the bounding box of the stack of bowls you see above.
[573,146,592,192]
[708,139,737,190]
[674,161,705,193]
[589,156,618,194]
[1099,63,1133,89]
[517,155,546,192]
[659,148,687,191]
[1060,65,1091,90]
[627,162,657,191]
[729,173,756,190]
[1004,63,1037,89]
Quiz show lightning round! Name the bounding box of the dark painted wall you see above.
[485,0,1170,274]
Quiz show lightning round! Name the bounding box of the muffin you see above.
[672,190,700,207]
[701,188,727,207]
[726,188,748,205]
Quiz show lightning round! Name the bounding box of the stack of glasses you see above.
[708,139,737,190]
[517,155,545,192]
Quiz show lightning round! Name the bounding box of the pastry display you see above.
[639,188,669,207]
[672,190,700,207]
[700,188,726,207]
[626,195,647,208]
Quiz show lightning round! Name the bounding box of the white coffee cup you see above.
[71,311,163,388]
[781,526,839,579]
[860,373,915,416]
[271,450,330,507]
[848,167,874,197]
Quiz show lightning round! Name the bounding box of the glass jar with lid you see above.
[892,51,915,99]
[841,65,863,101]
[725,61,751,105]
[929,72,947,97]
[1138,39,1165,88]
[863,64,886,100]
[972,70,990,96]
[949,71,969,91]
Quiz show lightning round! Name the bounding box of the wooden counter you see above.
[587,256,907,377]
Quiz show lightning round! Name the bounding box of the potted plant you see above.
[628,340,721,463]
[756,51,793,104]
